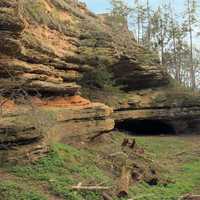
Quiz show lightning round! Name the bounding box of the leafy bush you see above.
[80,66,114,90]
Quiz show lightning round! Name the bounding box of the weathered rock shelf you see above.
[0,0,200,164]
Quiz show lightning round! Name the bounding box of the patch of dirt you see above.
[0,169,17,181]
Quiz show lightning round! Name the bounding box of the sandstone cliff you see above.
[0,96,114,164]
[0,0,200,164]
[0,0,169,95]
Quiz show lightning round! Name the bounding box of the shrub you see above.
[80,65,114,90]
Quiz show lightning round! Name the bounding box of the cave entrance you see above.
[115,119,176,135]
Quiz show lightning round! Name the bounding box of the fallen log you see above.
[102,192,113,200]
[109,151,128,157]
[179,194,200,200]
[134,152,154,163]
[117,165,131,198]
[71,183,111,191]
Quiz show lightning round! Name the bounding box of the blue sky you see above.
[81,0,185,14]
[80,0,200,46]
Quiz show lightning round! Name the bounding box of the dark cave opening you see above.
[115,119,176,135]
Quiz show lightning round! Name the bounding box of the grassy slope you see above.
[130,135,200,199]
[1,132,200,200]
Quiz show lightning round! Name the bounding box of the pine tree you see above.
[132,0,147,45]
[110,0,130,24]
[184,0,198,89]
[109,0,200,89]
[150,4,170,65]
[146,0,151,49]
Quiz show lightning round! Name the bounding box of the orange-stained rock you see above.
[0,97,114,164]
[0,99,16,111]
[43,95,91,107]
[1,96,91,108]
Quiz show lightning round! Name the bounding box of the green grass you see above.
[1,134,200,200]
[0,181,47,200]
[129,160,200,200]
[7,143,112,200]
[126,135,200,200]
[135,136,188,160]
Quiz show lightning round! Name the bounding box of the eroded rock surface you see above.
[113,90,200,134]
[0,0,169,95]
[0,111,49,164]
[0,96,114,164]
[0,0,200,164]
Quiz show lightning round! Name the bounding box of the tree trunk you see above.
[117,165,131,198]
[187,0,196,90]
[138,16,140,43]
[147,0,151,49]
[160,18,164,65]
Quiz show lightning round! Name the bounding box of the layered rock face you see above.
[114,90,200,134]
[0,96,114,164]
[0,104,49,164]
[48,101,114,142]
[0,0,117,163]
[1,0,200,164]
[0,0,169,95]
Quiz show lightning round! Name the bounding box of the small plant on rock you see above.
[80,65,114,90]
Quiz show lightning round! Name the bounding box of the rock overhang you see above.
[0,0,200,164]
